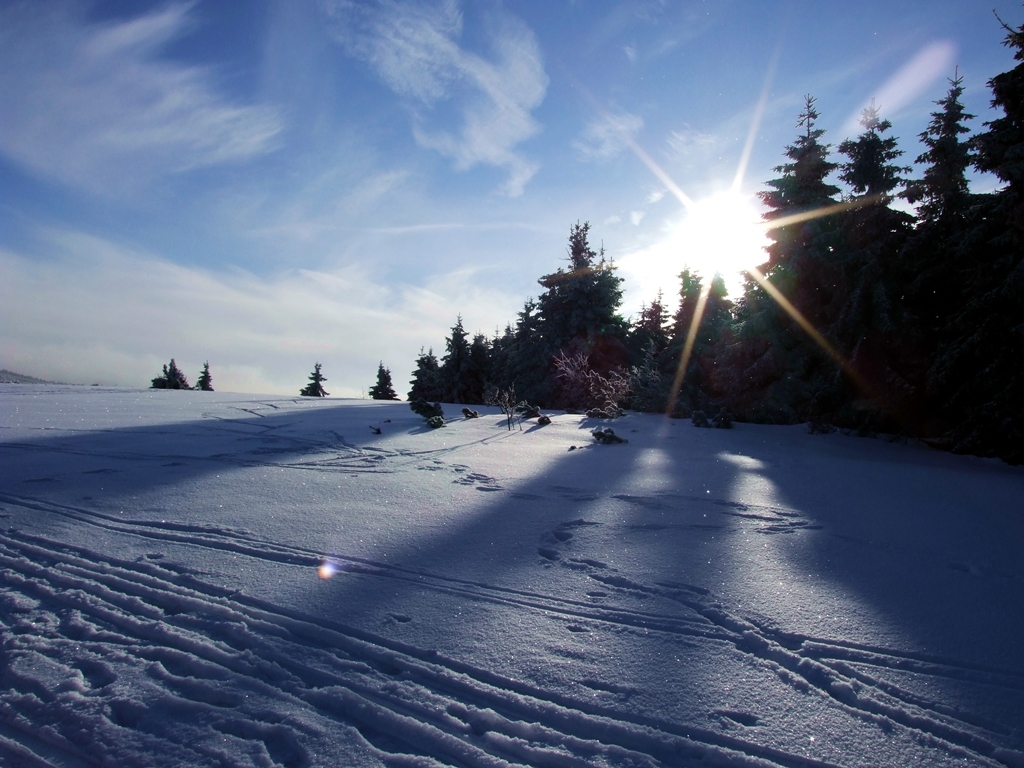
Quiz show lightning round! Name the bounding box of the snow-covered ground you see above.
[1,385,1022,768]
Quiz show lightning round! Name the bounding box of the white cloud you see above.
[325,0,547,197]
[0,231,519,396]
[630,210,645,225]
[646,190,666,205]
[666,126,721,162]
[0,3,283,194]
[573,111,644,161]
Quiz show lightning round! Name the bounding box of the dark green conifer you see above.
[197,361,214,392]
[440,316,473,403]
[835,103,914,427]
[727,96,843,422]
[299,363,329,397]
[936,14,1024,462]
[408,348,444,402]
[151,359,192,390]
[368,362,399,400]
[537,222,629,406]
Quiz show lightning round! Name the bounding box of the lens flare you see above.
[317,559,338,579]
[669,191,770,284]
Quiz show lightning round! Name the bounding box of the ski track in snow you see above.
[2,492,1022,767]
[1,390,1022,767]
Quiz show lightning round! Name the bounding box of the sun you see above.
[666,190,769,295]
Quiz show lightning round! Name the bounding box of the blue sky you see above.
[1,0,1019,396]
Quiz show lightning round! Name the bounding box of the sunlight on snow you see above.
[716,451,893,640]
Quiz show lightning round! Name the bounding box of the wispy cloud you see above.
[0,3,282,194]
[573,111,644,161]
[323,0,547,196]
[666,126,722,163]
[839,40,957,138]
[0,230,519,395]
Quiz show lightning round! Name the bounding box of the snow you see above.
[1,384,1022,767]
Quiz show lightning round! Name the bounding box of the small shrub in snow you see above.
[462,408,479,418]
[537,415,552,425]
[410,399,443,419]
[586,406,624,419]
[518,403,541,419]
[554,352,631,415]
[426,415,445,429]
[691,410,710,428]
[486,386,526,431]
[713,410,733,429]
[592,427,627,444]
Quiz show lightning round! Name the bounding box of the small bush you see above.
[410,399,443,419]
[426,415,446,429]
[592,427,627,444]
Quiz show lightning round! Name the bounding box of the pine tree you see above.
[440,316,473,403]
[901,74,977,338]
[499,300,550,405]
[903,73,975,224]
[936,13,1024,462]
[628,290,670,364]
[726,96,843,422]
[151,359,192,390]
[896,74,979,436]
[464,333,492,404]
[758,95,842,327]
[835,103,914,427]
[537,222,629,406]
[408,348,444,402]
[299,363,329,397]
[368,362,399,400]
[196,361,214,392]
[665,269,733,413]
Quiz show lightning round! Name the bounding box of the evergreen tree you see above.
[726,96,843,422]
[664,269,733,413]
[936,14,1024,462]
[834,103,914,427]
[299,363,329,397]
[464,333,492,404]
[440,316,473,403]
[903,73,975,224]
[897,74,979,434]
[758,95,843,327]
[488,324,516,394]
[537,222,629,406]
[901,74,977,340]
[628,290,670,364]
[196,361,214,392]
[368,362,400,400]
[151,359,192,390]
[408,348,444,402]
[499,300,550,405]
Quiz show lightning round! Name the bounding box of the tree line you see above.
[408,13,1024,464]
